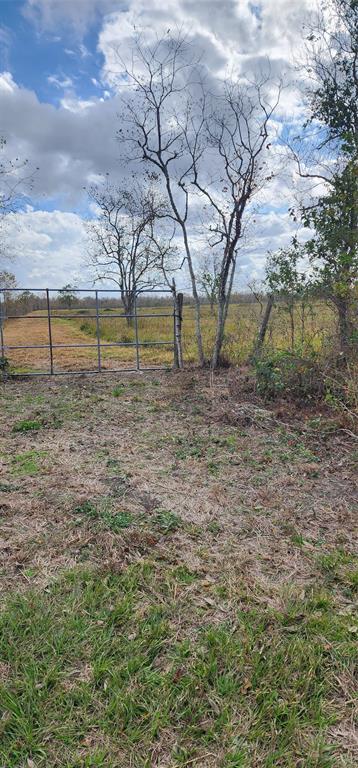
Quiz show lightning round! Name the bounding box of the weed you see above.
[0,481,19,492]
[102,510,133,531]
[172,565,197,584]
[12,419,43,433]
[112,385,126,397]
[319,550,358,597]
[153,509,181,533]
[74,500,98,518]
[74,500,133,532]
[207,520,221,534]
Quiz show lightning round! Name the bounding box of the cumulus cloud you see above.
[4,209,89,287]
[0,0,318,288]
[24,0,127,38]
[0,73,124,204]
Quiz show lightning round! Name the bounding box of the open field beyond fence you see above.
[1,300,337,374]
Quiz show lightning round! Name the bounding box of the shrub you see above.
[254,350,325,400]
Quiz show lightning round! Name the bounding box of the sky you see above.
[0,0,314,291]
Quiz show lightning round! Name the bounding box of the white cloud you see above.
[4,209,89,288]
[0,71,17,93]
[2,0,320,289]
[24,0,126,37]
[47,74,74,90]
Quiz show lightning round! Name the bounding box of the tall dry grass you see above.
[65,300,337,365]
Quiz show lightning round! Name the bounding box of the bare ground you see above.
[1,369,356,592]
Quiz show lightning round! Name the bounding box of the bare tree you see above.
[87,182,176,323]
[252,293,275,357]
[118,34,206,365]
[189,79,281,367]
[198,253,220,315]
[0,137,36,262]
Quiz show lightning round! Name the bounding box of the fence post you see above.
[46,288,54,375]
[95,290,102,372]
[0,290,5,361]
[133,293,140,370]
[173,291,184,369]
[252,293,275,359]
[0,290,7,381]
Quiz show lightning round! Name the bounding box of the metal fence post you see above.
[46,288,54,375]
[95,290,102,372]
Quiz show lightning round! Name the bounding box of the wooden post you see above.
[252,293,274,358]
[173,287,183,369]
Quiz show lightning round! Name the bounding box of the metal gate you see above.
[0,287,180,377]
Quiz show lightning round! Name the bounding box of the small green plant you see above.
[103,511,133,531]
[74,500,98,518]
[207,520,221,534]
[112,385,126,397]
[319,550,358,596]
[0,481,18,492]
[12,419,43,433]
[74,500,133,532]
[153,509,181,533]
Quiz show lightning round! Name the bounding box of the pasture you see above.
[0,369,357,767]
[1,299,336,374]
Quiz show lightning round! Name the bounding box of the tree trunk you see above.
[211,254,236,368]
[181,224,205,366]
[211,295,226,369]
[289,304,295,350]
[337,298,352,355]
[253,293,274,357]
[123,293,135,327]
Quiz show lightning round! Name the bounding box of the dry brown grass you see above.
[0,370,357,766]
[1,369,356,594]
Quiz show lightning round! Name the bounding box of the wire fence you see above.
[0,287,177,376]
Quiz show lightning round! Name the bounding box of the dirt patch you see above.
[1,369,356,597]
[2,316,139,372]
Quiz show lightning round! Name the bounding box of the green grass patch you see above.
[12,419,44,433]
[152,509,182,533]
[112,385,126,397]
[10,450,48,477]
[0,563,356,767]
[74,500,133,532]
[319,549,358,597]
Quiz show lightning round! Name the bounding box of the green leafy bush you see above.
[254,350,325,400]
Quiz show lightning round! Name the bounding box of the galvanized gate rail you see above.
[0,287,181,377]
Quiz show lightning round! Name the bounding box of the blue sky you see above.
[0,0,312,289]
[1,0,105,105]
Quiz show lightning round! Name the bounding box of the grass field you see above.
[71,301,336,363]
[0,370,357,767]
[2,300,337,373]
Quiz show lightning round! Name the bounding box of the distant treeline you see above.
[1,288,334,317]
[2,289,260,314]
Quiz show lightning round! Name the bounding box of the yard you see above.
[0,370,357,767]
